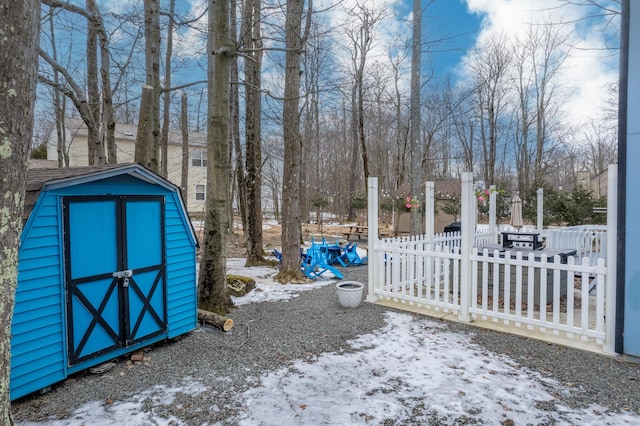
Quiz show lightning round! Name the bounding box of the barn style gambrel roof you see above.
[24,163,197,245]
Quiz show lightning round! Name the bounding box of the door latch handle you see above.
[113,270,133,279]
[113,270,133,287]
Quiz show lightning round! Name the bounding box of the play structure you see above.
[273,238,367,280]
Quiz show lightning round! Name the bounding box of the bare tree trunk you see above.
[409,0,422,234]
[161,0,176,177]
[196,87,204,132]
[198,0,233,314]
[276,0,311,283]
[47,7,67,167]
[532,23,569,184]
[513,39,533,195]
[272,176,280,221]
[180,92,189,200]
[357,58,369,182]
[0,0,40,421]
[471,35,511,186]
[391,57,407,190]
[39,49,103,165]
[40,0,114,165]
[92,0,116,164]
[344,2,384,221]
[135,85,154,167]
[143,0,161,174]
[86,0,102,165]
[347,84,359,221]
[230,0,248,238]
[243,0,266,266]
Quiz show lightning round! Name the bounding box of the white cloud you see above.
[172,1,208,59]
[318,0,412,86]
[461,0,619,124]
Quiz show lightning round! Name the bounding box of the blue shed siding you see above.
[164,192,197,337]
[12,193,66,400]
[12,168,197,400]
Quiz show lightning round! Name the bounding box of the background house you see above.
[46,118,208,215]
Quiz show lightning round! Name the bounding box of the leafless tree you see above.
[160,0,177,178]
[344,1,387,221]
[530,22,570,184]
[45,6,69,167]
[581,119,618,177]
[40,0,117,165]
[0,0,40,421]
[447,84,477,174]
[389,52,409,191]
[469,34,512,186]
[409,0,422,233]
[242,0,267,266]
[180,91,189,200]
[276,0,312,283]
[198,0,234,314]
[138,0,161,173]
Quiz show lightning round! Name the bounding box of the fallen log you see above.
[198,309,234,332]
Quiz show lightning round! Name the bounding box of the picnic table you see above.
[343,225,368,241]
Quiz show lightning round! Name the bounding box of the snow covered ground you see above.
[17,260,640,425]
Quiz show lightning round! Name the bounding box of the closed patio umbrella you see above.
[510,194,524,230]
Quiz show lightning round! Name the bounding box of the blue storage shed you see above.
[11,163,198,400]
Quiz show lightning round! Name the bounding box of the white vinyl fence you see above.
[367,168,617,354]
[373,236,607,348]
[544,225,607,265]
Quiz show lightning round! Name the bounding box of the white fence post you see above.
[605,165,617,353]
[459,172,475,322]
[425,181,435,243]
[489,184,497,243]
[367,177,379,302]
[537,188,544,232]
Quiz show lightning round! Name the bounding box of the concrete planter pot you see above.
[336,281,364,308]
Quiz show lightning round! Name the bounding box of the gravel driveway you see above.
[11,265,640,425]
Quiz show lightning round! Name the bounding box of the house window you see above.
[191,150,207,167]
[195,184,206,201]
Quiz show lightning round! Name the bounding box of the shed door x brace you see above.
[63,195,167,365]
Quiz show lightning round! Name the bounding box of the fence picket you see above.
[526,253,535,327]
[567,257,575,331]
[373,230,608,351]
[434,245,442,305]
[471,248,478,313]
[481,249,489,317]
[581,257,590,338]
[515,252,523,321]
[553,258,561,331]
[539,253,548,328]
[492,250,500,320]
[504,259,511,324]
[596,258,605,338]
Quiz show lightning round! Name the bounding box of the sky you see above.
[456,0,619,123]
[303,0,619,126]
[92,0,619,133]
[18,251,640,426]
[422,0,619,123]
